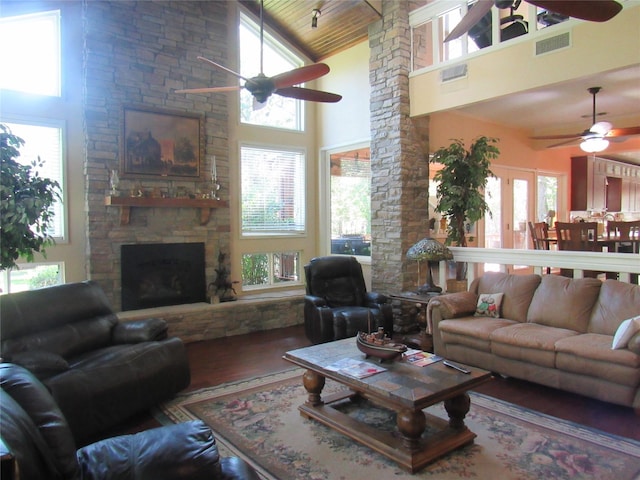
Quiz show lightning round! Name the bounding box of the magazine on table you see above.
[402,348,443,367]
[325,357,386,378]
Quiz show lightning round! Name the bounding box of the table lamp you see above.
[407,237,453,293]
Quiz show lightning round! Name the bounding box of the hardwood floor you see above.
[104,324,639,445]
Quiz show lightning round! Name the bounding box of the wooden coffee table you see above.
[283,337,492,473]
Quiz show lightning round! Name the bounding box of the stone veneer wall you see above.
[118,294,304,343]
[83,1,232,311]
[369,2,431,332]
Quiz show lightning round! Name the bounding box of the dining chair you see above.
[528,221,549,250]
[528,221,551,274]
[606,220,640,253]
[555,222,601,278]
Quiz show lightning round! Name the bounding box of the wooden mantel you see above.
[104,195,228,225]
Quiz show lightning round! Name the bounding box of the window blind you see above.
[241,145,305,234]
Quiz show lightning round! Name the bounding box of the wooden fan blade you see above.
[528,1,622,22]
[175,86,241,94]
[547,138,580,148]
[444,0,493,42]
[607,126,640,138]
[197,56,250,82]
[271,63,330,89]
[275,86,342,103]
[530,133,582,140]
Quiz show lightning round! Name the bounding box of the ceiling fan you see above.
[530,87,640,153]
[444,0,623,43]
[175,0,341,104]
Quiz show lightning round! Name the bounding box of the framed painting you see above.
[121,106,203,179]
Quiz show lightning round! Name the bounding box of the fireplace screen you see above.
[121,242,206,311]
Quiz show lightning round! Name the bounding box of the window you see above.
[410,1,571,71]
[537,174,559,225]
[0,10,61,96]
[0,262,64,294]
[241,251,300,289]
[4,121,66,239]
[239,12,303,130]
[241,145,305,235]
[329,147,371,257]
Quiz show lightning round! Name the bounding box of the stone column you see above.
[369,2,431,332]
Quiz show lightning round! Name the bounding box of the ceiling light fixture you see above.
[580,137,609,153]
[311,9,321,28]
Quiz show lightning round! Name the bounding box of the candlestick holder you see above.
[211,174,221,200]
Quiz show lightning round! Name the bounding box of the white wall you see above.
[317,41,371,146]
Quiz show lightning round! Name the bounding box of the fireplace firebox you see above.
[121,242,206,311]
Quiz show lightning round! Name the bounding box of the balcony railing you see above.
[437,247,639,289]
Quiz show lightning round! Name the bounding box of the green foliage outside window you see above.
[242,253,269,286]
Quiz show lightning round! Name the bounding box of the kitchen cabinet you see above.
[571,156,640,212]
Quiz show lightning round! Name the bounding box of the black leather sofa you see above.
[0,281,191,444]
[0,363,259,480]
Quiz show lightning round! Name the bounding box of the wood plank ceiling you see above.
[238,0,385,62]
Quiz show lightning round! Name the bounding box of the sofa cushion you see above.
[0,364,80,479]
[439,317,517,353]
[473,272,541,323]
[589,280,640,336]
[1,314,118,359]
[8,350,69,380]
[0,281,114,340]
[434,291,478,319]
[526,275,601,333]
[628,332,640,355]
[475,293,503,318]
[611,316,640,349]
[49,338,191,442]
[489,323,579,368]
[555,334,640,387]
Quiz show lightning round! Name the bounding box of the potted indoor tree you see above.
[430,136,499,288]
[1,124,60,271]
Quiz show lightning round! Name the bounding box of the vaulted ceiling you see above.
[238,0,385,62]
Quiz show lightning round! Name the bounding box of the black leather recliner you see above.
[0,281,191,444]
[0,363,259,480]
[303,256,394,344]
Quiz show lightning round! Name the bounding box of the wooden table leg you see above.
[302,369,325,406]
[444,393,471,430]
[397,408,427,451]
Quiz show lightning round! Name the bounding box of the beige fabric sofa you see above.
[430,272,640,409]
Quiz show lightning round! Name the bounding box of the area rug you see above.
[156,369,640,480]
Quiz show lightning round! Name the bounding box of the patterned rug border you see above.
[155,368,640,478]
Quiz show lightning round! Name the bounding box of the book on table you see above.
[403,349,443,367]
[325,357,387,378]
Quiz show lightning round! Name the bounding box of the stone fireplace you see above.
[121,242,206,311]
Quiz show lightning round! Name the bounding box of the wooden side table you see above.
[390,291,441,352]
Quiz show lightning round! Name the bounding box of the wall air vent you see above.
[535,31,571,56]
[440,63,468,83]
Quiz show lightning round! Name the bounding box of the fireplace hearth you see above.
[121,242,206,311]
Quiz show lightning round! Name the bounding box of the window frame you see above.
[320,140,372,262]
[239,142,307,238]
[238,10,305,132]
[2,116,68,242]
[0,9,62,97]
[0,261,65,294]
[241,250,302,291]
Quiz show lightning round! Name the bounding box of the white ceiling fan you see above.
[530,87,640,153]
